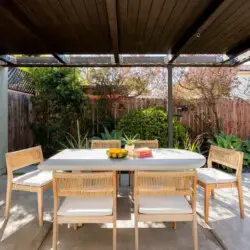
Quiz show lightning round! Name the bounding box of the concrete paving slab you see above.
[196,173,250,250]
[0,175,223,250]
[0,176,53,250]
[40,196,222,250]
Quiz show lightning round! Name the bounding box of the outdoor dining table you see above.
[38,148,206,171]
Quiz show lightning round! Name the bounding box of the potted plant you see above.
[123,134,139,155]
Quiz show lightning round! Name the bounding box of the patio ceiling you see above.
[0,0,250,67]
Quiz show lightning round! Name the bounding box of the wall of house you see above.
[232,71,250,100]
[0,68,8,174]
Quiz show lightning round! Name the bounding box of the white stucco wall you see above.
[231,72,250,100]
[0,67,8,174]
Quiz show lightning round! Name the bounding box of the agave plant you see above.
[93,126,125,147]
[61,120,89,149]
[122,134,139,146]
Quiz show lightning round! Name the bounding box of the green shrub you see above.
[117,108,186,148]
[209,133,250,170]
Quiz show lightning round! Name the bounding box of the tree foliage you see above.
[87,68,152,100]
[174,67,240,134]
[30,68,88,156]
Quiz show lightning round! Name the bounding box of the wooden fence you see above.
[87,97,250,139]
[179,99,250,139]
[8,90,34,151]
[7,94,250,152]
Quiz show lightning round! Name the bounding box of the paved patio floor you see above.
[0,173,249,250]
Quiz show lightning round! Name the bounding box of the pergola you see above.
[1,0,250,172]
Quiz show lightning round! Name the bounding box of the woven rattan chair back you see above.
[208,145,243,174]
[91,140,121,149]
[6,146,43,173]
[5,146,50,227]
[198,145,244,224]
[52,171,117,250]
[134,139,159,149]
[134,171,196,198]
[134,171,198,250]
[53,172,115,198]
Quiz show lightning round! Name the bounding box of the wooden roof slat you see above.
[125,0,141,52]
[0,0,250,65]
[143,0,171,53]
[189,0,247,54]
[106,0,119,63]
[134,0,153,53]
[117,0,128,52]
[169,0,228,62]
[159,0,189,53]
[201,1,250,54]
[140,0,165,52]
[0,1,63,53]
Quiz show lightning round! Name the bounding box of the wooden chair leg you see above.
[74,224,78,231]
[192,215,198,250]
[52,219,58,250]
[237,183,244,218]
[5,182,12,219]
[172,221,177,230]
[204,186,210,224]
[135,221,139,250]
[37,189,43,227]
[113,219,117,250]
[211,189,215,198]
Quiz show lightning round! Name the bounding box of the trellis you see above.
[8,68,34,94]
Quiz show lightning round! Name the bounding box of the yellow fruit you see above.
[118,152,123,158]
[110,148,121,154]
[111,153,117,158]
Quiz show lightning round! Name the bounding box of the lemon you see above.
[111,153,117,158]
[118,152,123,158]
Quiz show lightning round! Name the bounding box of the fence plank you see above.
[8,91,34,152]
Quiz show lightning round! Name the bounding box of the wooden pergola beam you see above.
[106,0,119,64]
[0,55,16,65]
[0,1,64,60]
[223,37,250,65]
[168,0,228,63]
[53,54,70,64]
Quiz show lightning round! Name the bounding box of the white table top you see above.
[39,148,206,171]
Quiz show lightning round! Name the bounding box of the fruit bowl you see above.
[107,148,128,159]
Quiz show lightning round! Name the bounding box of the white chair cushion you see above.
[197,168,236,184]
[57,196,113,217]
[139,196,192,214]
[13,170,52,187]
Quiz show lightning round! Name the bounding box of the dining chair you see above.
[91,139,121,185]
[129,139,159,187]
[197,145,244,224]
[134,171,198,250]
[134,139,159,149]
[52,171,117,250]
[5,146,52,226]
[91,140,121,149]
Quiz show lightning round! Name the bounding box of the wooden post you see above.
[167,66,173,148]
[0,67,8,175]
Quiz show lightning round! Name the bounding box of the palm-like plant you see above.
[61,120,89,149]
[183,133,201,153]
